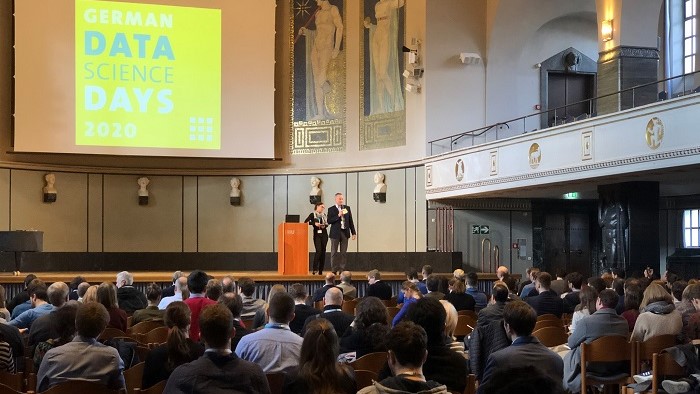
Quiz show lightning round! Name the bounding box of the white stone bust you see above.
[373,172,387,193]
[310,176,322,196]
[137,177,150,197]
[43,173,57,194]
[230,177,241,198]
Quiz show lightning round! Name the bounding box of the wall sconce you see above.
[601,19,613,42]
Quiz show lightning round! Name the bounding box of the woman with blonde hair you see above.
[97,282,127,332]
[631,283,682,341]
[440,300,465,353]
[82,285,98,304]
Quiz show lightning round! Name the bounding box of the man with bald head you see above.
[302,287,354,337]
[496,266,509,280]
[158,276,188,310]
[312,272,338,303]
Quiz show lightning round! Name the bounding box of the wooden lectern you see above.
[277,223,309,275]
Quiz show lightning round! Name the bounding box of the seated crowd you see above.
[5,265,700,393]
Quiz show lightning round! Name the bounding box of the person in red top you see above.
[183,270,217,342]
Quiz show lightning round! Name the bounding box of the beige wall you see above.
[0,167,426,253]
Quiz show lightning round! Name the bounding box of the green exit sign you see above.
[563,192,579,199]
[472,225,490,235]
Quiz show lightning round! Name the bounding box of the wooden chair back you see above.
[349,352,388,374]
[41,380,122,393]
[241,318,255,330]
[634,334,677,375]
[533,318,563,331]
[98,327,129,342]
[561,313,573,327]
[342,298,359,315]
[136,345,152,363]
[0,372,23,392]
[453,315,475,338]
[381,299,397,308]
[126,316,133,329]
[139,326,169,345]
[314,300,324,310]
[0,384,22,394]
[266,372,285,394]
[537,313,560,322]
[354,370,378,390]
[580,335,632,392]
[532,326,569,347]
[457,310,477,319]
[128,320,165,335]
[650,351,685,394]
[134,380,166,394]
[386,307,401,325]
[124,361,145,393]
[464,374,477,394]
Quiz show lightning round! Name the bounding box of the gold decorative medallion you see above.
[528,143,541,169]
[455,159,465,182]
[645,117,664,150]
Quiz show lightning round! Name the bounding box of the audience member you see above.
[339,297,389,358]
[159,276,188,310]
[421,265,433,285]
[563,289,629,393]
[7,274,36,315]
[393,281,423,327]
[33,302,78,371]
[165,304,270,393]
[236,292,303,373]
[0,331,14,373]
[601,271,614,289]
[378,297,467,392]
[239,277,266,319]
[550,269,568,296]
[587,276,607,294]
[477,283,509,327]
[613,277,626,314]
[424,275,445,300]
[289,283,320,335]
[303,287,354,337]
[440,300,465,353]
[397,268,428,304]
[221,275,236,294]
[253,284,287,329]
[219,292,252,349]
[97,282,127,332]
[672,280,687,306]
[453,269,465,282]
[502,276,519,301]
[9,279,53,329]
[27,282,70,350]
[478,366,565,394]
[68,276,85,301]
[518,268,534,296]
[283,318,356,394]
[0,285,9,321]
[569,286,596,335]
[621,283,643,332]
[82,285,98,304]
[162,271,184,298]
[465,272,488,310]
[631,282,682,342]
[367,269,392,300]
[336,271,357,299]
[525,272,563,318]
[312,273,338,303]
[519,268,539,299]
[444,278,475,311]
[0,322,22,374]
[562,272,583,314]
[496,266,509,281]
[115,271,147,314]
[205,279,223,302]
[142,301,204,389]
[76,282,90,302]
[131,283,165,324]
[360,321,447,394]
[37,303,125,392]
[478,301,563,394]
[184,270,217,342]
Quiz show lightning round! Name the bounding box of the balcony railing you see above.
[428,71,700,156]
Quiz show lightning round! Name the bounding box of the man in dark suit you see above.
[304,202,329,275]
[289,283,320,335]
[478,301,563,393]
[367,269,392,300]
[302,287,354,337]
[312,273,338,303]
[219,292,252,350]
[162,271,183,298]
[326,192,356,274]
[563,272,583,314]
[563,289,630,393]
[525,272,563,318]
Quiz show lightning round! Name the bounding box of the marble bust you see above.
[230,177,241,205]
[43,173,57,203]
[310,176,322,204]
[137,177,150,205]
[373,172,387,203]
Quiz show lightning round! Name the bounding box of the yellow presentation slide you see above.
[75,0,221,149]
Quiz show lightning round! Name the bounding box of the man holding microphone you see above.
[327,193,356,274]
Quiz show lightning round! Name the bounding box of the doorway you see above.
[546,72,596,126]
